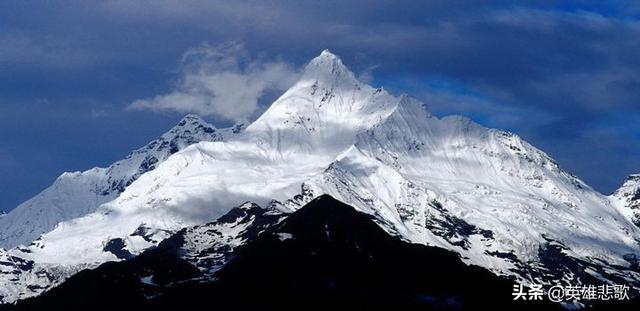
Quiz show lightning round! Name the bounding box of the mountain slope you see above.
[0,115,232,249]
[6,195,563,311]
[307,96,640,284]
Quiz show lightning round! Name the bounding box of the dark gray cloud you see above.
[0,0,639,211]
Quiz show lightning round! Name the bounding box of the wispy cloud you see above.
[128,42,300,121]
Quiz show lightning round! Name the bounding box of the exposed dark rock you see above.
[103,238,133,260]
[425,200,494,250]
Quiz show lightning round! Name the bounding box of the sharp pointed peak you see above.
[611,173,640,197]
[177,114,207,125]
[159,114,217,140]
[305,49,345,69]
[301,49,357,84]
[319,49,338,58]
[622,174,640,186]
[171,114,217,131]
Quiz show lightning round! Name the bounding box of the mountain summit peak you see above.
[614,173,640,195]
[246,50,398,149]
[301,49,357,85]
[163,114,217,139]
[176,114,208,127]
[319,48,337,58]
[612,173,640,227]
[627,174,640,181]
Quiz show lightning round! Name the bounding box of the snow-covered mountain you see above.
[1,50,639,305]
[611,174,640,228]
[0,115,243,303]
[0,114,234,249]
[0,199,283,304]
[11,196,554,310]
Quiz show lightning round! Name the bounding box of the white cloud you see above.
[128,42,299,121]
[356,64,379,84]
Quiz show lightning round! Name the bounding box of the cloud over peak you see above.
[128,42,300,122]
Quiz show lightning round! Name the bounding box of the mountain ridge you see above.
[0,114,232,249]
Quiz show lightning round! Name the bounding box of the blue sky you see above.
[1,1,639,212]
